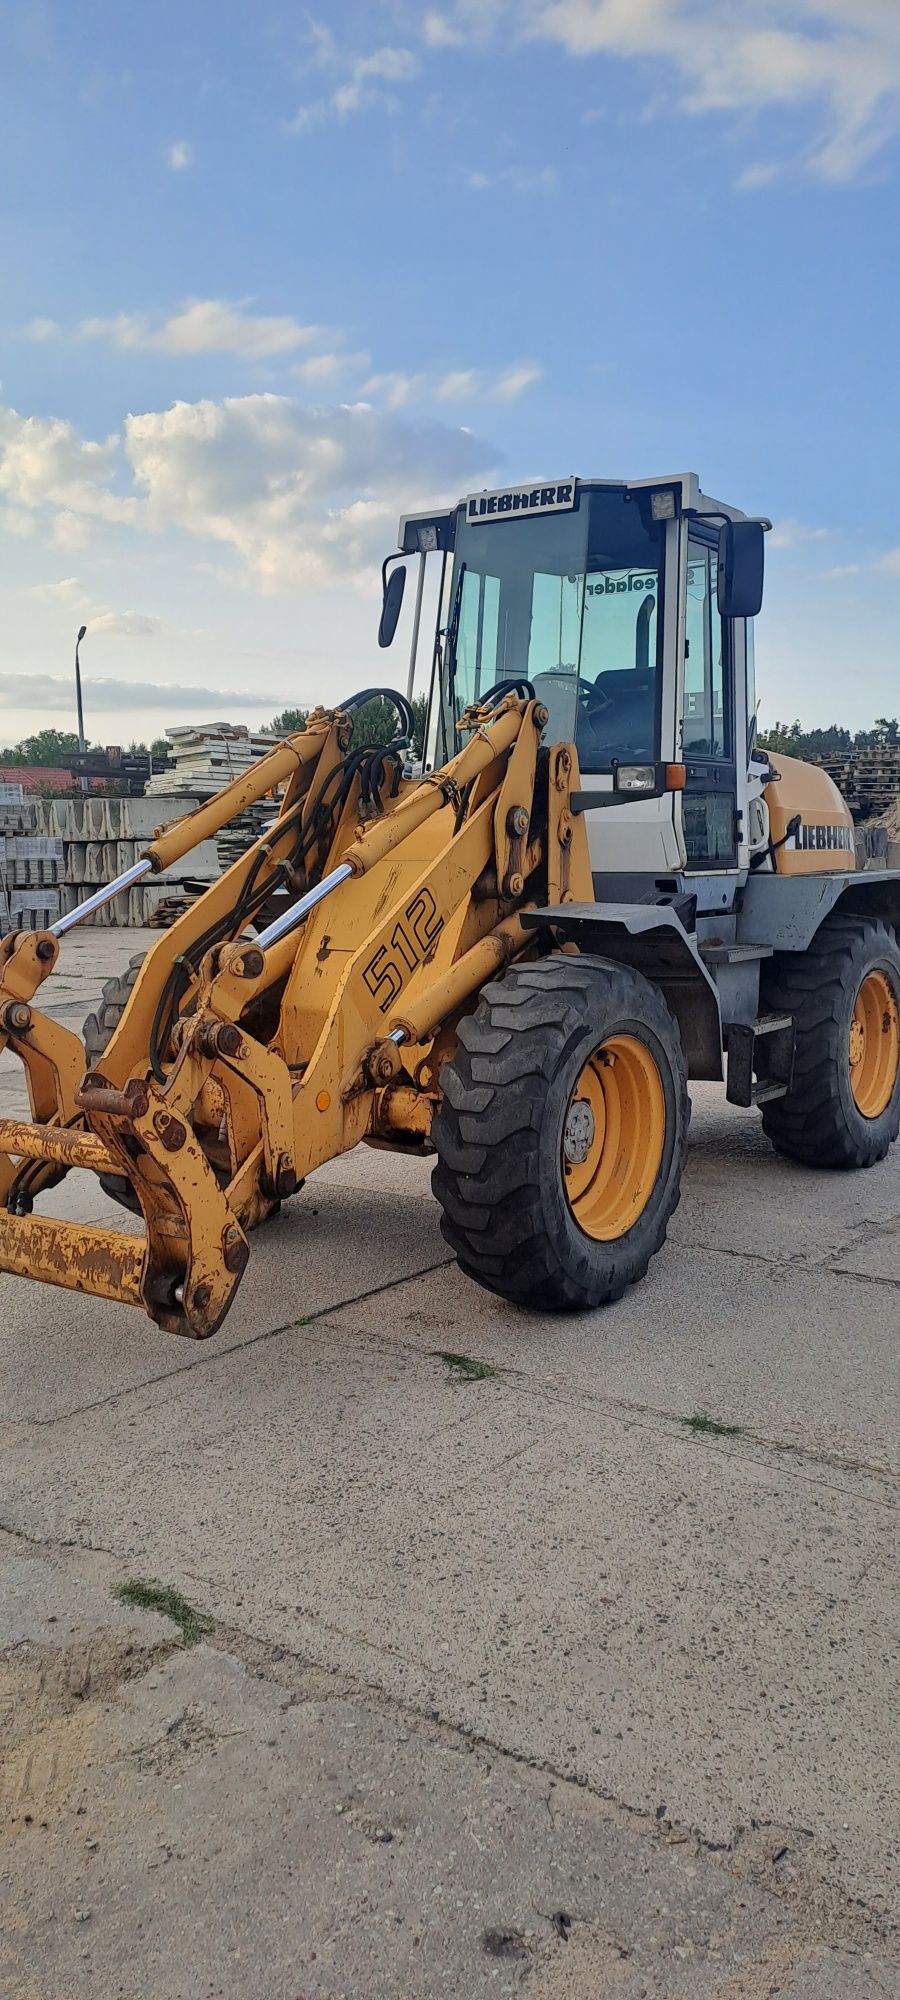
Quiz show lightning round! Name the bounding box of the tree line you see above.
[0,701,428,770]
[265,694,428,759]
[762,717,899,756]
[0,729,170,769]
[2,706,896,772]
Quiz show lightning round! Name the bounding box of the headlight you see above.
[616,765,657,793]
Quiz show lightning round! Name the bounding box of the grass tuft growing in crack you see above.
[112,1579,214,1647]
[682,1412,744,1439]
[436,1351,498,1383]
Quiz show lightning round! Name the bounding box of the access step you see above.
[725,1012,793,1109]
[699,941,774,966]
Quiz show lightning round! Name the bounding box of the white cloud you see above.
[822,547,900,579]
[52,510,91,552]
[0,407,138,529]
[431,0,900,183]
[28,577,163,638]
[364,364,541,406]
[332,46,419,113]
[121,393,495,589]
[29,576,91,606]
[21,317,59,341]
[0,392,498,592]
[769,519,832,549]
[0,670,271,713]
[362,371,429,409]
[435,370,479,401]
[0,505,36,539]
[292,349,371,384]
[165,139,192,171]
[77,297,321,360]
[293,42,419,128]
[47,296,540,410]
[491,363,542,400]
[735,160,781,191]
[466,164,559,194]
[422,12,465,47]
[89,609,163,638]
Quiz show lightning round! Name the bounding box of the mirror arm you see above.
[684,508,773,532]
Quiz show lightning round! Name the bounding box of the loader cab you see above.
[392,473,766,905]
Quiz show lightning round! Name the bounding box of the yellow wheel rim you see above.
[849,969,900,1119]
[562,1034,666,1241]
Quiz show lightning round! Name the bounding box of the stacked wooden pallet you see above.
[217,801,279,872]
[809,747,900,818]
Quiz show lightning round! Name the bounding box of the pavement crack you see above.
[831,1264,900,1290]
[19,1255,455,1428]
[0,1515,895,1954]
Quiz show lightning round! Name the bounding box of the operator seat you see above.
[587,667,655,761]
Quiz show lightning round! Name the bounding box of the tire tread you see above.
[431,956,688,1312]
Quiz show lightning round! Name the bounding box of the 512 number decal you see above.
[361,888,444,1012]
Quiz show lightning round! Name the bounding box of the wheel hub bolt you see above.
[564,1097,595,1165]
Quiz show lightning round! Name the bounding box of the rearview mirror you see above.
[717,519,765,619]
[378,563,406,648]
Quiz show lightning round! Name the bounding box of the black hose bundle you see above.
[146,688,414,1081]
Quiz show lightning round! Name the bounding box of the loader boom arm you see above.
[0,689,591,1337]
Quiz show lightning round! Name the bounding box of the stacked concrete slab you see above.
[0,726,281,932]
[146,723,277,799]
[45,794,220,927]
[0,796,63,931]
[0,794,220,931]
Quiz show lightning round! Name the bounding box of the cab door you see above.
[679,534,738,870]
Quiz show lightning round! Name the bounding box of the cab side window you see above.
[683,541,727,759]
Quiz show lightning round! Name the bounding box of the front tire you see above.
[431,955,688,1311]
[82,951,145,1068]
[760,914,900,1169]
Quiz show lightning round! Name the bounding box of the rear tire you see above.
[431,955,688,1311]
[760,914,900,1168]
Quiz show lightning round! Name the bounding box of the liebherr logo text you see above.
[789,823,853,852]
[466,481,576,523]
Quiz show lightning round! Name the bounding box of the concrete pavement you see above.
[0,928,897,1998]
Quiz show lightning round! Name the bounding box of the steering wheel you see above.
[529,670,615,726]
[580,679,614,718]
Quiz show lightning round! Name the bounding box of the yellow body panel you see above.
[762,749,855,875]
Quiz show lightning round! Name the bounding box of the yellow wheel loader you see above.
[1,471,899,1337]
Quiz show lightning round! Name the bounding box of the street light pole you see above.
[74,624,88,794]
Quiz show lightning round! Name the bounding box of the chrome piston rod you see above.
[51,858,154,937]
[253,862,354,952]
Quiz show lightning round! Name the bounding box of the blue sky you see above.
[1,0,899,745]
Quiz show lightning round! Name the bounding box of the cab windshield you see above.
[438,485,666,771]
